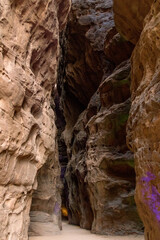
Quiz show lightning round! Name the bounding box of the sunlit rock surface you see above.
[0,0,70,239]
[127,1,160,239]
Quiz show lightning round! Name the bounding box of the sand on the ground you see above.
[29,221,144,240]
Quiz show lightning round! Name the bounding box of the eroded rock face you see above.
[65,60,143,234]
[104,28,134,65]
[61,0,135,148]
[0,0,70,239]
[59,0,115,147]
[66,111,94,230]
[86,61,142,235]
[127,2,160,239]
[65,0,114,106]
[59,0,142,234]
[113,0,153,44]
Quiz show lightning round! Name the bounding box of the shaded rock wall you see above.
[0,0,70,239]
[59,0,115,149]
[54,89,68,218]
[66,111,94,229]
[59,0,143,235]
[65,60,143,234]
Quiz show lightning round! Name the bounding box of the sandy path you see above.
[29,222,144,240]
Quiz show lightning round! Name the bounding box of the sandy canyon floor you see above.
[29,222,144,240]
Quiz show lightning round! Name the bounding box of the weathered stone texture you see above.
[65,0,114,106]
[60,0,142,235]
[65,111,94,230]
[85,61,142,235]
[127,1,160,239]
[113,0,153,44]
[65,60,143,234]
[59,0,116,155]
[0,0,70,239]
[104,28,134,65]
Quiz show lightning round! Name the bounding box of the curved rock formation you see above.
[86,61,143,235]
[65,60,143,234]
[2,0,159,238]
[104,31,134,65]
[0,0,70,239]
[59,0,143,235]
[127,1,160,239]
[59,0,115,151]
[65,0,114,106]
[113,0,153,44]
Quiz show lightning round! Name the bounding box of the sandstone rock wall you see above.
[113,0,153,44]
[65,60,143,234]
[2,0,159,238]
[65,111,94,229]
[59,0,143,235]
[114,0,160,239]
[126,1,160,239]
[59,0,115,149]
[0,0,70,239]
[85,61,143,235]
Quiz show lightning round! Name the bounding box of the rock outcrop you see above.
[0,0,70,239]
[59,0,143,235]
[126,1,160,239]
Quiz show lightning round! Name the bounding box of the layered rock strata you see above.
[0,0,70,239]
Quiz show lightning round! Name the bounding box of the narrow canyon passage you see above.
[29,0,156,239]
[29,222,144,240]
[0,0,159,240]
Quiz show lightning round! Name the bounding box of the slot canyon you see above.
[0,0,159,240]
